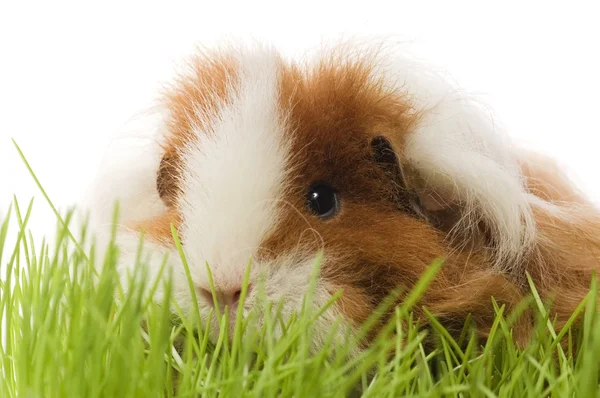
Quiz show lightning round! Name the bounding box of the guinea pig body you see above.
[84,40,600,348]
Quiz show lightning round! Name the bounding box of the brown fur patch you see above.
[519,151,587,204]
[131,209,183,247]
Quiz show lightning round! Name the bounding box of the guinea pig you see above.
[83,40,600,350]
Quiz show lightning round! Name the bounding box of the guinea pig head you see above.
[126,44,535,347]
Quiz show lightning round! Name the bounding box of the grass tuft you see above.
[2,144,600,397]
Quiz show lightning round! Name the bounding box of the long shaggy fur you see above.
[82,39,600,349]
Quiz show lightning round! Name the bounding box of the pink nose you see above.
[197,285,247,310]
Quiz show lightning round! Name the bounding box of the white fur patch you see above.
[177,46,293,291]
[79,107,170,227]
[403,92,535,271]
[76,106,170,268]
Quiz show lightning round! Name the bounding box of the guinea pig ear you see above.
[156,152,180,207]
[395,117,536,272]
[370,136,401,177]
[370,135,484,240]
[370,135,422,214]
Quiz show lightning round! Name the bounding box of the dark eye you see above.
[306,183,340,219]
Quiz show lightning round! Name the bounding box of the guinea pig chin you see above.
[112,227,338,343]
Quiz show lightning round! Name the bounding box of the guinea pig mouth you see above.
[199,300,267,345]
[190,255,333,344]
[194,290,300,345]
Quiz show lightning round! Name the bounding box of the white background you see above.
[1,0,599,243]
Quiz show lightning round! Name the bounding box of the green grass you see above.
[2,144,600,397]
